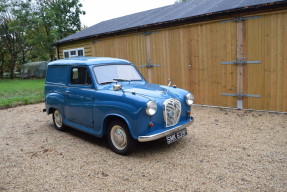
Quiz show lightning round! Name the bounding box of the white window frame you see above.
[63,47,85,59]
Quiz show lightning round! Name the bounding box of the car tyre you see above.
[107,120,136,155]
[52,109,66,131]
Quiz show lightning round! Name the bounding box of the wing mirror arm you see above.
[167,79,172,87]
[113,84,123,92]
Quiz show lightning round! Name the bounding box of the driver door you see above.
[64,66,95,128]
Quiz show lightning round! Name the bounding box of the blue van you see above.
[44,57,194,155]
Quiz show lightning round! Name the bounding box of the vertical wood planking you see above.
[244,11,287,112]
[150,30,169,85]
[189,21,237,107]
[226,21,237,106]
[283,12,287,112]
[92,34,148,79]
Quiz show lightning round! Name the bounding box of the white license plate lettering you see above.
[167,134,177,144]
[166,129,187,144]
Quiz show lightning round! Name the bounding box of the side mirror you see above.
[113,84,122,91]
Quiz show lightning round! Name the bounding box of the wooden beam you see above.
[146,34,152,83]
[236,20,244,109]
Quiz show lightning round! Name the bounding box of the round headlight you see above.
[146,101,157,116]
[186,93,194,106]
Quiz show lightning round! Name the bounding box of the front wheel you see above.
[107,120,136,155]
[52,109,66,131]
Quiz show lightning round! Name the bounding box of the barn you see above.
[54,0,287,112]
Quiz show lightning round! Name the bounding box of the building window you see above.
[64,52,69,59]
[63,48,85,59]
[78,49,84,56]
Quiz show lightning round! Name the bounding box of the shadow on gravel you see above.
[56,126,109,150]
[48,124,181,156]
[132,138,182,157]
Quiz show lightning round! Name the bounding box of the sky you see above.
[79,0,176,27]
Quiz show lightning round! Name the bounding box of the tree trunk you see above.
[0,54,3,79]
[0,63,3,79]
[9,65,15,79]
[49,49,55,61]
[9,56,16,79]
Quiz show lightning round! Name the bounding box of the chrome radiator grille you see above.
[163,99,181,127]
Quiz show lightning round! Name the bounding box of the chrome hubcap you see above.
[54,110,62,128]
[110,125,127,150]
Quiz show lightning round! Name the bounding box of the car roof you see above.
[48,57,132,66]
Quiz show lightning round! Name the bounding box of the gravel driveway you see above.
[1,104,286,192]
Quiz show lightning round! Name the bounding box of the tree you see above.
[28,0,85,61]
[0,0,28,78]
[0,0,85,78]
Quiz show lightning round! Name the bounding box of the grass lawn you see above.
[0,79,45,108]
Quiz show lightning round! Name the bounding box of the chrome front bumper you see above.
[138,117,194,142]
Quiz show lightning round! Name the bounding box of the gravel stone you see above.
[0,103,286,191]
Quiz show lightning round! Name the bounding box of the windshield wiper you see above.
[100,81,117,85]
[113,78,130,82]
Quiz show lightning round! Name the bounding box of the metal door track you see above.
[192,104,287,114]
[138,64,160,68]
[221,93,261,100]
[221,59,261,66]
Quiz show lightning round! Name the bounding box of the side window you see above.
[70,67,92,85]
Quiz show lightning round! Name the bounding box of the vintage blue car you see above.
[44,57,194,155]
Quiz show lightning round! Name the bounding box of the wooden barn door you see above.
[243,12,287,112]
[189,21,237,107]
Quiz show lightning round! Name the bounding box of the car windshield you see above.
[93,64,143,84]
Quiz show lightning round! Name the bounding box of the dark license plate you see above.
[166,128,187,144]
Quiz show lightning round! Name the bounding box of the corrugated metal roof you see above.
[55,0,285,44]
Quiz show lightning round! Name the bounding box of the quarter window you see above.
[70,67,92,85]
[63,48,85,59]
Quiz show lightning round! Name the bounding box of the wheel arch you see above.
[102,114,136,139]
[47,107,56,115]
[45,92,65,115]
